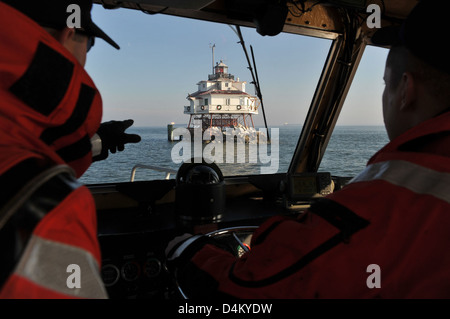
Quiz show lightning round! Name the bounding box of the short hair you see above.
[386,45,450,107]
[43,26,86,44]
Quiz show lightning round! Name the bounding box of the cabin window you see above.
[80,12,333,183]
[319,46,390,178]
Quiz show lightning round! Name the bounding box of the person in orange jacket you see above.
[0,0,139,298]
[166,0,450,298]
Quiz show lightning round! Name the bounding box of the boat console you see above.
[91,162,350,299]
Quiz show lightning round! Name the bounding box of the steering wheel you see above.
[205,226,258,256]
[175,226,259,299]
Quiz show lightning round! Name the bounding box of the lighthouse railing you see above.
[208,73,235,81]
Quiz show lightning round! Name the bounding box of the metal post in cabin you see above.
[167,123,174,141]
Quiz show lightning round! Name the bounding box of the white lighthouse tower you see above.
[184,60,259,136]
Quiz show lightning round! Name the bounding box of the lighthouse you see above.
[184,60,259,137]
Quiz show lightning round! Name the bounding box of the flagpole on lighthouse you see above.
[210,43,215,74]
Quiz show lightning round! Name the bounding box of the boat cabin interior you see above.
[89,0,418,298]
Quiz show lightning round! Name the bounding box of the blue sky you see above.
[86,5,389,127]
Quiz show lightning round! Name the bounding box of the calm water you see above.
[80,125,389,184]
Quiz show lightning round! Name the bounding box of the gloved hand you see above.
[92,119,141,161]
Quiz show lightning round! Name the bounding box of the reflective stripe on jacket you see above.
[0,181,107,298]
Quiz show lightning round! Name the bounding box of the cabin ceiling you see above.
[93,0,418,43]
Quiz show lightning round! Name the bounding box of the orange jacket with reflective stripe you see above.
[176,110,450,299]
[0,3,106,298]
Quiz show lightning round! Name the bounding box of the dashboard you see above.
[91,169,347,299]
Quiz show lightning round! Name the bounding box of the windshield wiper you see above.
[230,25,271,144]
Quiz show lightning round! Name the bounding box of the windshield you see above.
[80,7,331,184]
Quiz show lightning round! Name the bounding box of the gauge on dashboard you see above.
[101,264,120,287]
[143,258,162,278]
[121,261,141,282]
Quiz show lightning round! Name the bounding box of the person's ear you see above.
[399,71,417,111]
[53,27,76,46]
